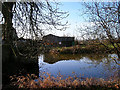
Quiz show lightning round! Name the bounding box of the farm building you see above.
[42,34,74,47]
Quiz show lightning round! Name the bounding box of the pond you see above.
[38,53,120,79]
[2,53,120,88]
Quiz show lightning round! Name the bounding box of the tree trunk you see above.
[2,2,15,44]
[2,2,18,61]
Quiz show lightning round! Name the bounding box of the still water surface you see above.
[38,54,120,79]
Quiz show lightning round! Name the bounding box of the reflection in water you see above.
[38,54,120,79]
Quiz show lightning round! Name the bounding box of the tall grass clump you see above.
[10,72,120,89]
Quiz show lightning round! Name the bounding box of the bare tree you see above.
[78,2,120,57]
[0,1,68,58]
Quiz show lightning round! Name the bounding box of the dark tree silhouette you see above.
[0,1,68,58]
[78,2,120,57]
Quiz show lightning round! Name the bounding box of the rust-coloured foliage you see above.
[10,72,120,89]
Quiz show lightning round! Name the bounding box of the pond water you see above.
[38,54,120,79]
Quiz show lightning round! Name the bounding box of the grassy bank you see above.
[49,44,114,55]
[9,73,120,89]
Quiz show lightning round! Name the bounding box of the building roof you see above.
[43,34,74,38]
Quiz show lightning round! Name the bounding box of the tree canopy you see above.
[1,1,68,40]
[78,2,120,57]
[0,1,68,57]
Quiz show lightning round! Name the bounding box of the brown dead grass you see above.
[10,72,120,89]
